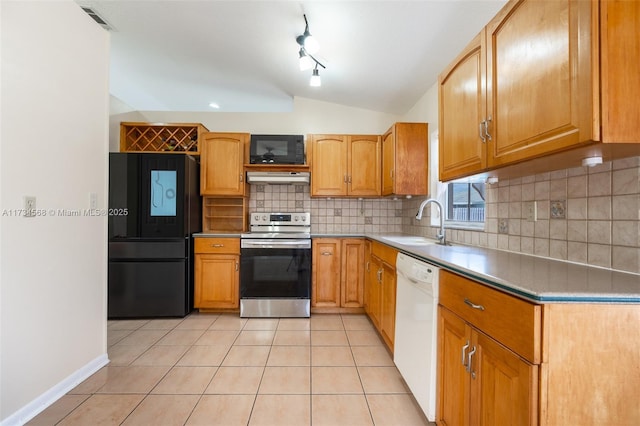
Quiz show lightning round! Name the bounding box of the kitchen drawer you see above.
[371,241,397,266]
[439,270,541,364]
[195,237,240,254]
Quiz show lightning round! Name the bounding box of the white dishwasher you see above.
[394,252,439,421]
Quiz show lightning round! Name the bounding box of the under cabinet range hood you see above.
[246,171,310,185]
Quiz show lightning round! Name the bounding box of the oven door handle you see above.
[241,240,311,249]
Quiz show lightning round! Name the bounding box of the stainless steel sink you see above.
[379,236,439,246]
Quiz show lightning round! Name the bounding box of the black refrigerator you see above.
[108,153,201,318]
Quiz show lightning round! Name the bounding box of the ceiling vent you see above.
[80,6,113,31]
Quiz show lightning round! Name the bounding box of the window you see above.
[445,182,485,223]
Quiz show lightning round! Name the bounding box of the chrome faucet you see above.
[415,198,446,245]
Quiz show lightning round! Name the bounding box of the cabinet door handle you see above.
[366,261,370,272]
[235,262,238,271]
[467,346,477,374]
[377,269,382,283]
[321,251,332,256]
[484,116,492,140]
[211,244,224,248]
[239,174,243,183]
[344,174,348,183]
[479,121,487,143]
[390,169,395,180]
[348,175,352,183]
[464,298,485,311]
[461,341,470,368]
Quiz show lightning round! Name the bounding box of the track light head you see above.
[303,34,319,54]
[299,49,313,71]
[296,14,320,54]
[310,68,321,87]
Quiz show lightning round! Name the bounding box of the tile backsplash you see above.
[247,156,639,274]
[248,185,403,234]
[403,156,640,274]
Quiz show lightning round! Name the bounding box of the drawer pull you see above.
[321,251,332,256]
[466,346,477,373]
[461,341,470,367]
[464,298,485,311]
[210,244,224,248]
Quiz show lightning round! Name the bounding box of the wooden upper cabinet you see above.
[200,132,249,196]
[348,135,381,197]
[600,0,640,143]
[439,32,487,181]
[310,135,348,197]
[439,0,640,181]
[486,0,596,168]
[381,123,428,196]
[309,134,380,197]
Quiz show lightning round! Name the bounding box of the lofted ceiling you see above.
[77,0,507,115]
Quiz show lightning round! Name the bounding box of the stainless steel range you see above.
[240,212,311,318]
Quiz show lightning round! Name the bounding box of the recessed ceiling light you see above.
[209,102,220,109]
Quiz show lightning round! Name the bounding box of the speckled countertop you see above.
[193,232,640,303]
[366,234,640,304]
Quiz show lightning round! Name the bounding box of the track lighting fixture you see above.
[296,14,326,87]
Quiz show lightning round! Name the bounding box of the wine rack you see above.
[120,122,209,153]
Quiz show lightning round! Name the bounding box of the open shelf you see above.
[120,122,209,153]
[202,197,247,233]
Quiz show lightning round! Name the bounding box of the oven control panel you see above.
[250,212,310,226]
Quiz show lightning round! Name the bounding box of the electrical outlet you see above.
[24,196,36,217]
[89,192,98,209]
[524,201,537,221]
[550,200,566,219]
[498,218,509,234]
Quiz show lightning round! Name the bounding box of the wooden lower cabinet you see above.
[364,241,397,352]
[340,239,366,307]
[311,239,341,307]
[438,308,537,425]
[437,269,640,426]
[194,237,239,310]
[364,242,381,329]
[312,238,365,310]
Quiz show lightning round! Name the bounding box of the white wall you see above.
[402,82,441,199]
[0,1,110,423]
[109,96,401,150]
[401,82,439,131]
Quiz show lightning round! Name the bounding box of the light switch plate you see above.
[24,196,36,217]
[89,192,97,209]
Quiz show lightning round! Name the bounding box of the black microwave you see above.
[249,134,305,164]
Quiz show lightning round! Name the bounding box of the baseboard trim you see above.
[1,353,109,426]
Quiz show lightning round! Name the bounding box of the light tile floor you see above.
[28,313,434,426]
